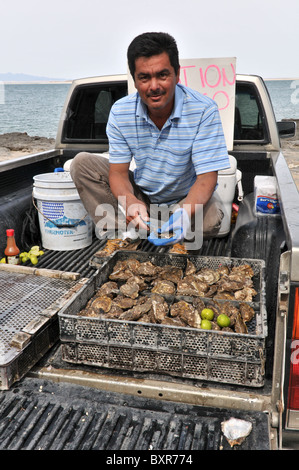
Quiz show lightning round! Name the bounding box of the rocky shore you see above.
[0,125,298,187]
[0,132,55,161]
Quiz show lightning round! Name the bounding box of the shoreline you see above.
[0,129,298,188]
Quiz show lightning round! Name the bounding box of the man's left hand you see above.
[147,207,190,245]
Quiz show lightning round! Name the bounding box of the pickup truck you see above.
[0,73,298,452]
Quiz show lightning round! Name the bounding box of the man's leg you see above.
[70,152,149,237]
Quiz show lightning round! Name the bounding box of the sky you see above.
[1,0,299,80]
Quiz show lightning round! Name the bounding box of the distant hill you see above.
[0,72,69,82]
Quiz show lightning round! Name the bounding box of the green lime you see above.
[217,314,231,328]
[201,308,214,321]
[30,255,38,265]
[201,319,212,330]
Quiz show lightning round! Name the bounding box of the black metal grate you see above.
[0,378,270,450]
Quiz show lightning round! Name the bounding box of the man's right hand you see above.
[126,199,150,231]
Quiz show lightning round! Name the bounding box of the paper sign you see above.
[128,57,236,150]
[179,58,236,150]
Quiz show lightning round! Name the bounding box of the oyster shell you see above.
[234,313,248,334]
[221,417,252,447]
[157,265,183,284]
[195,267,221,284]
[90,295,112,315]
[151,279,176,295]
[119,280,140,299]
[234,287,257,302]
[170,300,201,328]
[97,281,119,297]
[176,275,209,297]
[149,294,169,323]
[239,302,255,322]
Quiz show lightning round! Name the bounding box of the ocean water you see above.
[0,83,70,138]
[0,80,298,139]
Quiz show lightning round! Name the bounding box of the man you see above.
[70,32,230,246]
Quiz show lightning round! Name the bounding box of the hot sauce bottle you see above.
[5,229,20,265]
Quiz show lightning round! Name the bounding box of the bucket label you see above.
[37,200,92,250]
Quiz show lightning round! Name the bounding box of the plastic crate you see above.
[59,251,267,387]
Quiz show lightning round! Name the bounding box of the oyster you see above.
[119,280,140,299]
[151,279,176,295]
[169,243,188,254]
[221,417,252,447]
[109,260,134,281]
[97,281,119,297]
[119,297,153,321]
[112,294,137,309]
[231,264,254,278]
[239,302,255,322]
[195,267,221,285]
[149,294,169,323]
[234,313,248,334]
[161,316,186,327]
[176,275,208,297]
[234,287,257,302]
[192,297,205,312]
[95,238,141,257]
[217,265,230,276]
[219,301,240,326]
[170,300,201,328]
[157,265,183,284]
[90,295,112,315]
[136,261,160,277]
[185,259,197,276]
[214,291,235,300]
[217,277,246,292]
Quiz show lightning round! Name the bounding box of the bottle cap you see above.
[6,229,15,236]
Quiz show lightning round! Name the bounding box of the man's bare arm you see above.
[181,171,218,217]
[109,162,149,228]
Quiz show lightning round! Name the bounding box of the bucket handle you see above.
[32,193,89,229]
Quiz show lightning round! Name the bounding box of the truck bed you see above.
[0,151,284,450]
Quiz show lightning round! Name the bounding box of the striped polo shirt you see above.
[107,83,229,204]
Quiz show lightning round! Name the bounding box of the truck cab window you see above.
[62,82,127,142]
[234,83,268,142]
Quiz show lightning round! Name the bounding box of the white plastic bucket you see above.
[33,172,92,251]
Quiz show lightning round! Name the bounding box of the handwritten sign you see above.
[128,57,236,150]
[179,58,236,149]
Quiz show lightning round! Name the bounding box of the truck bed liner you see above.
[0,377,270,450]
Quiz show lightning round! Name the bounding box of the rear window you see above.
[234,82,269,143]
[62,82,127,143]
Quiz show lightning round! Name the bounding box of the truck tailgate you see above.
[0,377,270,450]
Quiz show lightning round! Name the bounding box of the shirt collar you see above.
[136,84,184,123]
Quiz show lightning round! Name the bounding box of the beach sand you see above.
[0,128,299,188]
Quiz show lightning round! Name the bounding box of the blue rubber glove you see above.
[148,208,190,246]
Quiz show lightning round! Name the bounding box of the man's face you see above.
[134,52,180,119]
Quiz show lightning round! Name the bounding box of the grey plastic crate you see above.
[59,251,267,387]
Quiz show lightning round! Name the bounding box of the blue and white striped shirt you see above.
[107,83,229,204]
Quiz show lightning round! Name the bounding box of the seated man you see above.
[70,32,230,248]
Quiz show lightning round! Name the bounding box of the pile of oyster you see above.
[79,257,258,334]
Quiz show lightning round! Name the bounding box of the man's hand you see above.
[148,207,190,245]
[126,199,149,231]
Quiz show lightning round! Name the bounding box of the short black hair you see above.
[127,32,180,79]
